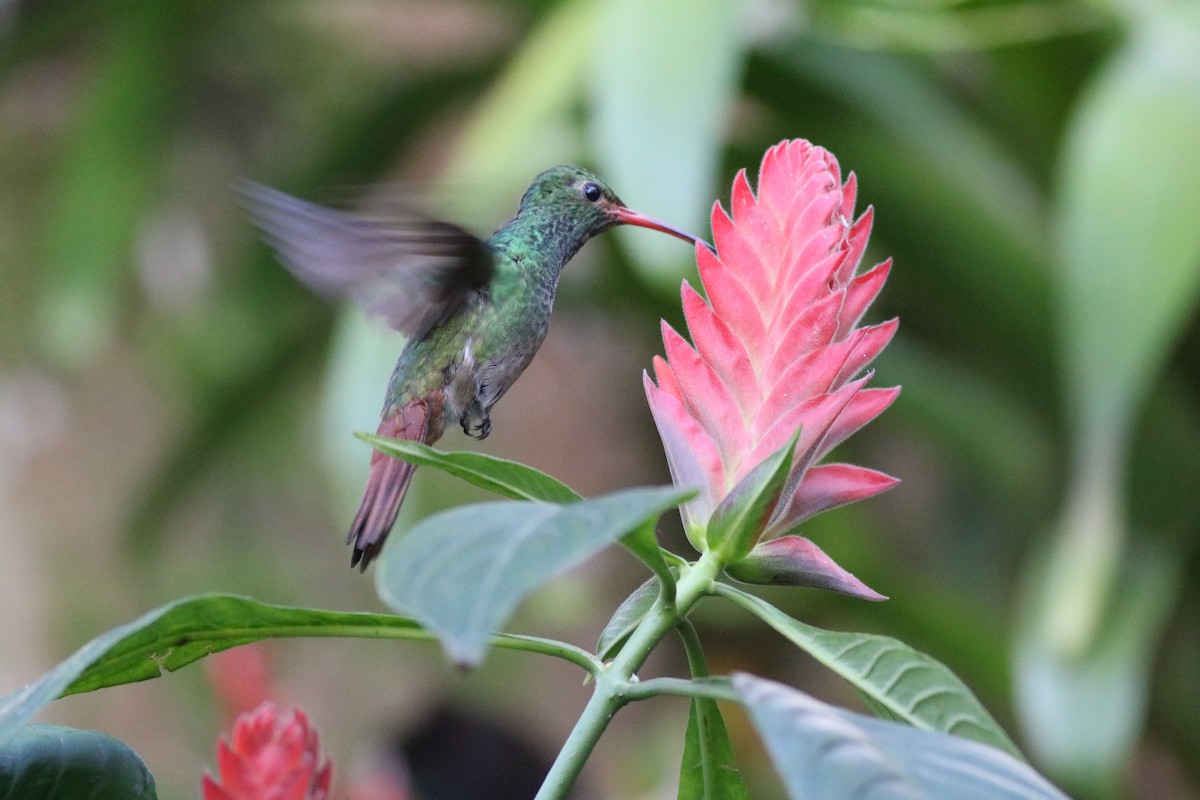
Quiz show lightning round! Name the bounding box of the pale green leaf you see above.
[735,674,1068,800]
[1029,7,1200,761]
[376,486,690,666]
[589,0,742,279]
[1055,8,1200,445]
[1015,544,1182,796]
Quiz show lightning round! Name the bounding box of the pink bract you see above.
[203,702,333,800]
[644,139,898,598]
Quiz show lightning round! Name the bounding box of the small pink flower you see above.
[645,139,898,599]
[203,702,333,800]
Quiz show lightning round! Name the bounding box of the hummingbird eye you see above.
[581,182,603,202]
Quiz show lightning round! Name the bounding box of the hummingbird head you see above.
[519,165,701,247]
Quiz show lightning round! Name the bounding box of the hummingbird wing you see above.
[239,181,494,340]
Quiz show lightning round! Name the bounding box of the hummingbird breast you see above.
[384,249,558,440]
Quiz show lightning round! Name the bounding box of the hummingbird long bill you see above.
[242,166,704,570]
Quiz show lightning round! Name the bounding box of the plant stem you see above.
[624,675,736,702]
[534,676,623,800]
[535,552,724,799]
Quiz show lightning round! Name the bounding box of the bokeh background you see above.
[2,0,1199,797]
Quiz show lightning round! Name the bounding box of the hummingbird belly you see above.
[457,313,549,439]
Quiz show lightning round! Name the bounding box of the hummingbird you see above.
[242,165,702,570]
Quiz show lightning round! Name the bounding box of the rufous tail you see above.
[348,399,431,570]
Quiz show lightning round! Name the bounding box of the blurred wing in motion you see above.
[238,181,495,340]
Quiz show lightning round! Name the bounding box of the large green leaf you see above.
[1020,7,1200,788]
[589,0,741,278]
[718,584,1021,758]
[1055,7,1200,452]
[0,725,157,800]
[376,486,690,666]
[357,434,581,503]
[0,595,430,747]
[1,595,600,751]
[678,698,750,800]
[1037,5,1200,660]
[734,674,1068,800]
[1,595,599,752]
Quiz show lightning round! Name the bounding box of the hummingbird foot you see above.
[461,413,492,440]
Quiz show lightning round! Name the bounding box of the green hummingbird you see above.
[243,165,701,569]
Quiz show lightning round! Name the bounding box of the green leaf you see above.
[0,725,157,800]
[376,486,690,666]
[589,0,742,280]
[706,432,797,563]
[717,583,1022,758]
[1042,5,1200,660]
[0,595,429,747]
[36,10,177,367]
[734,674,1069,800]
[678,698,750,800]
[596,577,660,661]
[1015,544,1181,797]
[357,434,581,503]
[1055,7,1200,450]
[0,595,601,748]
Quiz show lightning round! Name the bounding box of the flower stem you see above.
[534,679,623,800]
[535,552,724,799]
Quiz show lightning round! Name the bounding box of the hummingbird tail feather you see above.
[348,401,431,571]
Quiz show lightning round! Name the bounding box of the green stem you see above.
[533,676,624,800]
[624,675,736,703]
[676,618,708,677]
[535,551,725,800]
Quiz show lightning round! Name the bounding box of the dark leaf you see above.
[0,724,157,800]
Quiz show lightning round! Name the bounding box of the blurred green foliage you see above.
[2,0,1199,797]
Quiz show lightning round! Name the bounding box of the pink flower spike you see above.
[644,139,899,578]
[203,702,332,800]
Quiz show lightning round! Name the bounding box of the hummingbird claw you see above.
[461,414,492,440]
